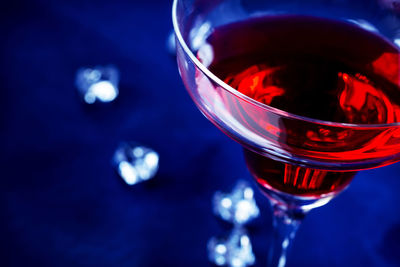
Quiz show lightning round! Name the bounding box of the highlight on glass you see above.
[172,0,400,266]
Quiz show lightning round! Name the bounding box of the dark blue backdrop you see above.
[1,0,400,266]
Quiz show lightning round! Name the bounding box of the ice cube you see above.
[113,143,159,185]
[213,180,260,225]
[208,227,255,267]
[75,65,119,104]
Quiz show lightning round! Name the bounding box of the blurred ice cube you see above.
[113,143,159,185]
[75,65,119,104]
[213,180,259,225]
[166,31,176,56]
[208,227,255,267]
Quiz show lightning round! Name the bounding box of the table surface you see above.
[1,0,400,266]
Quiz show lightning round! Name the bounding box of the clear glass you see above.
[172,0,400,266]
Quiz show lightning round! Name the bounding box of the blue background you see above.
[1,0,400,266]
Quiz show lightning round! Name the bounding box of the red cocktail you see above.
[173,1,400,266]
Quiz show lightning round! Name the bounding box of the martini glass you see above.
[172,0,400,266]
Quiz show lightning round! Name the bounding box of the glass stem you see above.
[268,204,304,267]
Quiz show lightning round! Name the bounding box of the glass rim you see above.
[172,0,400,129]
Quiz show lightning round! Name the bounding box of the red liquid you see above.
[197,16,400,197]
